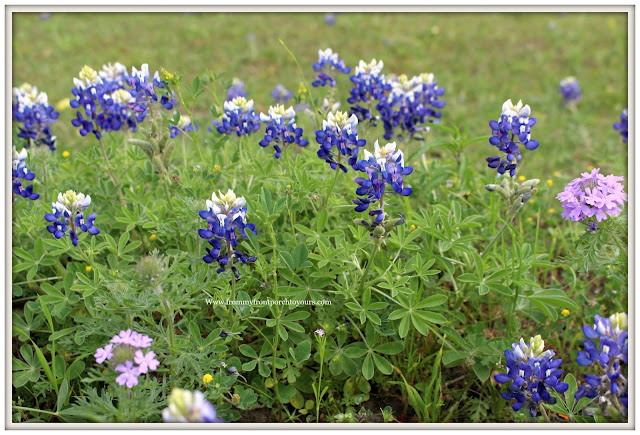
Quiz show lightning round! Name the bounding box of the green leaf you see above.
[362,354,374,380]
[415,294,448,309]
[457,273,480,283]
[415,311,447,324]
[293,340,311,363]
[374,342,403,355]
[57,378,69,412]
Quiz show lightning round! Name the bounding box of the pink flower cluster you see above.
[556,168,627,223]
[94,329,160,389]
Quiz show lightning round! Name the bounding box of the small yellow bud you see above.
[587,165,594,171]
[202,373,213,384]
[529,199,535,204]
[546,179,553,187]
[85,266,92,272]
[286,184,291,189]
[561,309,570,318]
[553,171,560,177]
[410,224,416,231]
[547,208,555,214]
[607,264,611,269]
[150,234,157,242]
[526,217,533,222]
[62,150,70,158]
[298,83,308,94]
[518,175,526,181]
[214,164,221,172]
[193,167,198,173]
[135,185,140,190]
[426,159,432,165]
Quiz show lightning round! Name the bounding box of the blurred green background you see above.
[12,12,628,179]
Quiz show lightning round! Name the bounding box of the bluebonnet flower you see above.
[315,110,366,172]
[613,108,628,143]
[125,64,176,120]
[486,99,539,177]
[198,189,257,278]
[94,329,158,389]
[12,146,39,201]
[376,73,445,140]
[558,76,582,104]
[494,335,569,418]
[352,140,412,224]
[163,389,224,423]
[270,84,293,104]
[312,48,351,87]
[213,97,261,137]
[169,114,198,138]
[226,78,247,101]
[347,59,390,121]
[70,64,143,139]
[12,83,59,150]
[44,190,100,246]
[574,313,628,410]
[259,105,308,158]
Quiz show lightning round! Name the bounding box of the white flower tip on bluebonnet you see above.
[207,189,246,216]
[225,97,253,113]
[261,105,296,123]
[13,146,28,163]
[231,77,244,86]
[108,89,134,104]
[326,110,358,133]
[610,312,628,332]
[131,64,151,81]
[57,190,91,211]
[560,76,578,85]
[162,389,218,423]
[501,99,531,119]
[100,62,128,81]
[318,47,336,61]
[13,83,48,109]
[177,115,192,129]
[74,65,103,90]
[366,140,403,167]
[356,59,384,76]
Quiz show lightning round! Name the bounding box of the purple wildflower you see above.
[115,360,140,389]
[556,168,627,226]
[613,108,628,143]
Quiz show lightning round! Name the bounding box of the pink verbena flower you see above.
[94,344,113,364]
[115,360,140,388]
[556,168,627,224]
[134,350,159,374]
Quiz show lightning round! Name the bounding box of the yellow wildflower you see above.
[561,309,570,318]
[62,150,70,158]
[150,234,157,242]
[202,374,213,384]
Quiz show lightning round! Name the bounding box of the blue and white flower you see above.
[162,389,224,423]
[198,189,257,277]
[213,97,261,137]
[315,110,366,172]
[226,78,248,101]
[270,84,293,104]
[44,190,100,247]
[574,313,628,409]
[348,59,390,120]
[12,83,59,151]
[613,108,628,143]
[259,105,308,158]
[558,76,582,103]
[352,140,413,224]
[312,48,351,87]
[12,146,39,201]
[376,73,444,140]
[494,335,569,418]
[486,99,539,177]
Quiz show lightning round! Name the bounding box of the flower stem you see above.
[322,168,341,210]
[357,239,383,294]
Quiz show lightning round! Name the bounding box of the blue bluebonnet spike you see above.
[311,48,351,88]
[12,83,59,150]
[169,114,198,138]
[259,105,308,158]
[613,108,628,143]
[574,313,628,409]
[44,190,100,247]
[212,97,261,137]
[558,76,582,104]
[315,110,365,172]
[376,73,444,140]
[12,146,39,201]
[486,99,538,177]
[494,335,569,417]
[198,189,257,276]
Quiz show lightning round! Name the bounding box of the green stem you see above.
[315,339,326,422]
[322,168,340,210]
[162,178,174,212]
[357,239,382,294]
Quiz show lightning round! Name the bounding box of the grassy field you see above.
[13,11,628,178]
